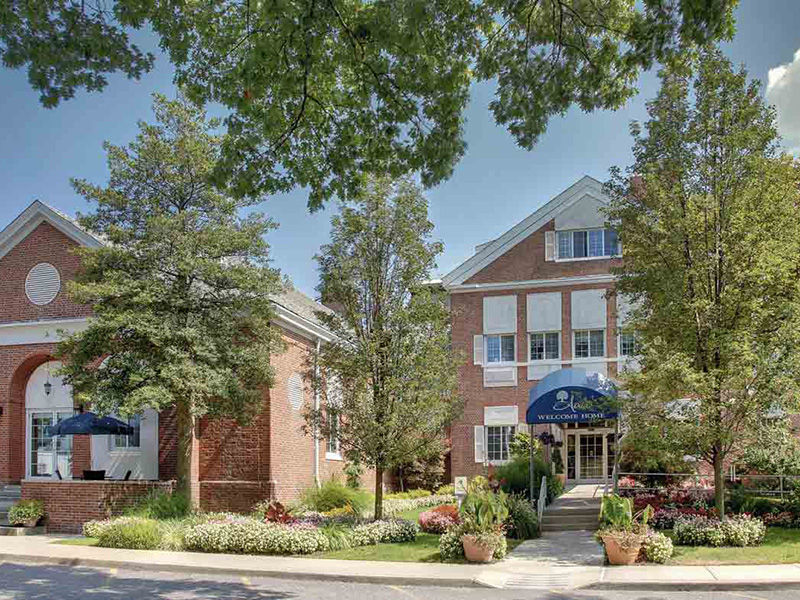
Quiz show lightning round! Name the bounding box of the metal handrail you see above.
[537,476,547,532]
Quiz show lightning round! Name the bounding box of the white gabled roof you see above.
[441,175,608,287]
[0,200,104,260]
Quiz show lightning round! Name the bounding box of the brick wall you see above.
[449,219,619,480]
[0,222,92,324]
[22,480,175,533]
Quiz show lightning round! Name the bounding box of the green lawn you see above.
[669,528,800,565]
[53,537,99,546]
[317,534,524,562]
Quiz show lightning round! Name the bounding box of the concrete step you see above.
[542,515,598,526]
[541,522,599,532]
[544,507,599,517]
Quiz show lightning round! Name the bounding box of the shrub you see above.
[319,524,354,551]
[436,484,455,496]
[323,505,356,518]
[651,507,711,530]
[673,514,765,547]
[400,454,445,491]
[124,490,189,520]
[643,532,673,563]
[505,494,538,540]
[381,494,456,517]
[384,489,432,500]
[97,517,163,550]
[302,479,372,514]
[7,500,45,526]
[351,519,418,545]
[419,506,459,534]
[184,520,330,555]
[495,454,556,501]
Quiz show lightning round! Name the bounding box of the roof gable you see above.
[0,200,103,260]
[441,176,608,287]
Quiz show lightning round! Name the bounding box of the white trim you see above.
[441,176,608,286]
[271,303,335,342]
[325,452,343,461]
[0,201,103,260]
[447,274,616,294]
[555,256,615,264]
[0,318,89,346]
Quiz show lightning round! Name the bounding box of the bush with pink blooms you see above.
[418,505,459,534]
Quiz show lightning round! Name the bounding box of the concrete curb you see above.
[587,581,800,592]
[0,552,485,588]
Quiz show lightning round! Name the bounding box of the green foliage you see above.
[55,95,282,497]
[508,431,541,460]
[599,495,633,529]
[436,484,455,496]
[97,517,163,550]
[124,490,190,520]
[460,489,509,533]
[399,454,445,492]
[494,454,556,501]
[343,459,364,489]
[505,495,539,540]
[606,46,800,518]
[384,489,431,500]
[551,447,564,475]
[2,2,735,208]
[307,176,462,518]
[7,500,45,526]
[302,479,372,514]
[319,524,354,552]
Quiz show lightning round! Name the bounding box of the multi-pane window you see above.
[619,331,638,357]
[486,334,515,363]
[327,408,341,455]
[487,425,515,462]
[529,332,560,361]
[574,330,605,358]
[556,229,620,259]
[111,414,141,450]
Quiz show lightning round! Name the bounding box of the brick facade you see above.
[444,182,624,482]
[1,204,357,532]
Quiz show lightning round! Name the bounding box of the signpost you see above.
[454,476,468,508]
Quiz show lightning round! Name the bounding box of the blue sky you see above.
[2,1,799,298]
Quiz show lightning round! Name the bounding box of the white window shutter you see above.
[545,231,556,261]
[473,335,484,365]
[474,426,485,463]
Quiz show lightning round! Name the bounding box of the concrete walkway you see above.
[3,533,800,591]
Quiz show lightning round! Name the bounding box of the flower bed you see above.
[418,505,459,534]
[673,514,766,547]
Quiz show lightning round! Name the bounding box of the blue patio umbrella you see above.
[46,412,134,436]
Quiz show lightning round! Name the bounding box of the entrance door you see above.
[579,434,605,480]
[29,410,73,478]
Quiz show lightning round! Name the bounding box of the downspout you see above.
[313,338,321,487]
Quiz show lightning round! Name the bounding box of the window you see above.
[556,229,620,260]
[486,334,515,363]
[487,425,515,462]
[529,332,560,361]
[619,331,638,357]
[111,414,141,450]
[574,330,605,358]
[327,408,341,456]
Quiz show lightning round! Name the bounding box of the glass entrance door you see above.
[29,410,73,478]
[578,434,604,480]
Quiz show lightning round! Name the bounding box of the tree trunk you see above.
[374,465,384,520]
[713,451,725,519]
[176,402,200,511]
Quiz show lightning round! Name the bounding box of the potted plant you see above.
[596,494,653,565]
[459,485,509,563]
[8,499,45,528]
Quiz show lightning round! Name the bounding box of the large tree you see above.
[605,47,800,517]
[2,1,736,208]
[57,94,282,507]
[308,176,461,518]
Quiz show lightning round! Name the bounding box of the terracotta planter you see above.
[556,474,566,486]
[602,534,642,565]
[461,534,495,563]
[23,518,40,528]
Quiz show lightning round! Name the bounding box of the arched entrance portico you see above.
[527,368,619,484]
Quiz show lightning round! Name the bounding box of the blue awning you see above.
[526,368,618,424]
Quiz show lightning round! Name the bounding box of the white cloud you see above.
[766,49,800,154]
